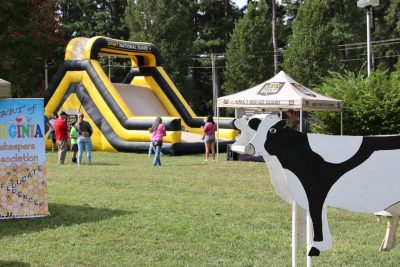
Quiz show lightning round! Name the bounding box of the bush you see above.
[313,70,400,135]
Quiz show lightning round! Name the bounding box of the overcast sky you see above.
[233,0,248,9]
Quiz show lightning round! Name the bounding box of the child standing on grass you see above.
[70,122,78,163]
[148,127,156,157]
[202,115,217,161]
[149,117,166,166]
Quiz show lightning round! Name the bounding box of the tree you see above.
[371,1,400,71]
[312,70,400,135]
[223,1,274,95]
[283,0,340,87]
[55,0,129,40]
[0,0,64,97]
[190,0,240,114]
[125,0,194,100]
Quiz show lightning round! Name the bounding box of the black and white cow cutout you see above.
[245,115,400,256]
[232,116,308,247]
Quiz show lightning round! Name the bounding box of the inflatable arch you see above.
[44,37,236,155]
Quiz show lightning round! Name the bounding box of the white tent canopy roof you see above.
[217,71,341,111]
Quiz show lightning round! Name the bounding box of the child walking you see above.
[70,122,78,163]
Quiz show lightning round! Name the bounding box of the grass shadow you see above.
[164,163,208,167]
[0,203,131,237]
[81,162,121,166]
[0,261,30,267]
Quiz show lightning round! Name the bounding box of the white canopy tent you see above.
[0,79,11,99]
[217,70,341,111]
[217,70,343,133]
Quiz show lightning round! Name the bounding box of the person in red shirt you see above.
[202,115,217,161]
[54,111,69,165]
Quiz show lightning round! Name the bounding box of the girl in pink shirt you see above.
[202,115,217,161]
[149,117,166,166]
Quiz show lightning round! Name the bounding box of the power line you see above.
[338,38,400,47]
[338,41,400,51]
[340,54,400,62]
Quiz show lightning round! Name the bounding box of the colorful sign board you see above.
[0,99,49,218]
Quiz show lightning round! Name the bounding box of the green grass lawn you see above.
[0,152,399,266]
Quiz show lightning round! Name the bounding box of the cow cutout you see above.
[232,116,308,246]
[244,115,400,256]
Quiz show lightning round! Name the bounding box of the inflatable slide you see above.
[44,36,236,155]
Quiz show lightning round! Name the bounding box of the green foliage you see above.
[0,0,64,97]
[188,0,240,115]
[312,70,400,135]
[125,0,193,104]
[55,0,129,40]
[372,0,400,71]
[193,0,240,54]
[283,0,340,87]
[327,0,365,72]
[222,1,274,95]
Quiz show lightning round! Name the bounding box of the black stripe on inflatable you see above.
[46,60,180,130]
[43,61,180,130]
[90,37,162,66]
[122,68,141,84]
[129,67,235,129]
[44,60,233,131]
[44,61,69,104]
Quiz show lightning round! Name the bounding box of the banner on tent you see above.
[291,83,316,97]
[257,82,285,96]
[0,99,49,218]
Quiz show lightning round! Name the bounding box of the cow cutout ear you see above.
[233,118,246,131]
[276,120,287,129]
[248,118,261,131]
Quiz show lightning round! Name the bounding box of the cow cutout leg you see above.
[310,206,332,256]
[309,201,324,241]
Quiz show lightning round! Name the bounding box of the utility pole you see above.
[44,59,48,90]
[212,53,217,116]
[357,0,379,77]
[108,56,111,80]
[271,0,279,75]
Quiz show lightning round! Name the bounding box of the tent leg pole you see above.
[341,111,343,135]
[216,106,219,162]
[300,108,303,132]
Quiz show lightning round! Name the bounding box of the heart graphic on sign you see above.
[15,117,23,123]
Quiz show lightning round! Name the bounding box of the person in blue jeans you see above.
[149,117,166,166]
[76,112,93,165]
[148,128,156,157]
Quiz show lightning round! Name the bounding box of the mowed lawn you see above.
[0,152,399,266]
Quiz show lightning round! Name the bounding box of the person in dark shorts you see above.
[202,115,217,161]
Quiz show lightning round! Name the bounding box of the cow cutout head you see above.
[246,115,281,156]
[232,115,268,153]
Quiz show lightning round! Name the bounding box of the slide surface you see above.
[44,36,236,154]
